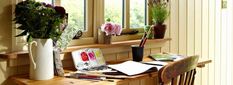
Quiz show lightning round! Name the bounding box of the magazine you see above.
[149,53,184,61]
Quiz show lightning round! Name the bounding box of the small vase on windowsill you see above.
[103,32,111,44]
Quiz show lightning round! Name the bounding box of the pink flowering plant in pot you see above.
[101,18,122,44]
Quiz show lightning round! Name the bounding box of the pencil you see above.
[140,26,153,47]
[139,32,147,47]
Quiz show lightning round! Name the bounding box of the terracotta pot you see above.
[153,24,166,39]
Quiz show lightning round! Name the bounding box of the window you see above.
[104,0,148,41]
[35,0,53,4]
[36,0,94,45]
[104,0,148,30]
[14,0,149,50]
[130,0,147,28]
[104,0,123,25]
[60,0,86,31]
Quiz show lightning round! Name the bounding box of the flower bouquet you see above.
[100,19,122,44]
[14,0,70,79]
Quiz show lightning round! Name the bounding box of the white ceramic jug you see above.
[28,39,54,80]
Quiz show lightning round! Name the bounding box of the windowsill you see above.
[0,38,171,59]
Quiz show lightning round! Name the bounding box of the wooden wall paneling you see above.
[17,55,29,66]
[214,0,221,85]
[208,0,216,85]
[0,59,7,84]
[221,9,227,85]
[6,67,18,78]
[129,51,133,59]
[144,49,151,57]
[8,54,29,67]
[101,47,131,55]
[201,0,209,85]
[170,0,179,54]
[144,41,168,49]
[117,52,129,60]
[62,59,75,68]
[8,59,17,67]
[103,54,117,62]
[17,65,29,74]
[194,0,202,84]
[62,53,73,60]
[150,48,161,54]
[187,0,195,56]
[178,0,187,55]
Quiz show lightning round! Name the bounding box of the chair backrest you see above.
[159,55,199,85]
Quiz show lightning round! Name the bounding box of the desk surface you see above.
[11,57,211,85]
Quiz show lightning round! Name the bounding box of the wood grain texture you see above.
[10,56,211,85]
[0,38,171,60]
[159,55,199,85]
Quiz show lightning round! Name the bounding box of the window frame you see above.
[111,0,150,41]
[55,0,95,46]
[13,0,151,51]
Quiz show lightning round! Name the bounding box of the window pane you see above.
[104,0,123,25]
[35,0,52,4]
[130,0,146,28]
[60,0,85,31]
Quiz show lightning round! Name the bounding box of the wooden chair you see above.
[158,55,199,85]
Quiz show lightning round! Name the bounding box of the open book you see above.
[108,61,158,76]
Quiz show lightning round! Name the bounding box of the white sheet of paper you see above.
[108,61,157,76]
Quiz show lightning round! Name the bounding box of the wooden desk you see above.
[11,57,211,85]
[11,72,159,85]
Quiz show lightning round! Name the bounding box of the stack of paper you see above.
[108,61,157,76]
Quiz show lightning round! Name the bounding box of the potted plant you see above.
[14,0,66,80]
[100,18,122,44]
[149,0,169,39]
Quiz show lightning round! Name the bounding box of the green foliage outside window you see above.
[61,0,85,31]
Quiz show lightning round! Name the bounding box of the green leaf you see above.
[27,35,33,43]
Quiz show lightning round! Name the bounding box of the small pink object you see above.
[101,22,122,36]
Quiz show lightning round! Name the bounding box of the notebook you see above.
[71,48,107,71]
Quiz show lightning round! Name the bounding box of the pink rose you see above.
[114,24,122,35]
[101,22,114,35]
[101,22,122,35]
